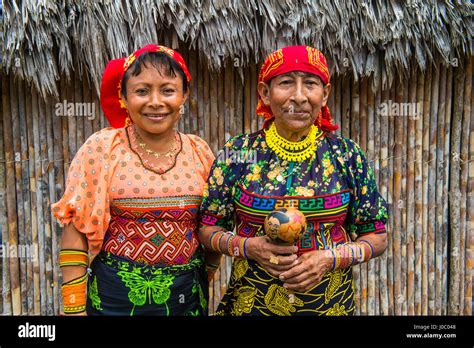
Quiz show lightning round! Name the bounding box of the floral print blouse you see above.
[199,126,388,316]
[201,127,388,243]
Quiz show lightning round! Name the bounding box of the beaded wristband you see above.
[209,230,220,248]
[208,229,250,259]
[216,233,227,253]
[334,248,341,270]
[359,243,366,263]
[330,240,376,271]
[337,245,347,269]
[338,244,353,269]
[243,237,248,259]
[238,237,246,258]
[230,235,241,257]
[231,236,248,258]
[209,229,233,254]
[349,244,355,266]
[349,243,361,263]
[359,240,374,259]
[211,233,219,252]
[227,235,235,256]
[328,249,337,271]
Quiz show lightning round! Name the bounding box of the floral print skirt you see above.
[86,251,208,316]
[215,259,355,316]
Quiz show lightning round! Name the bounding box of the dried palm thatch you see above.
[1,0,472,99]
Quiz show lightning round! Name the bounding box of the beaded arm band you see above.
[61,273,87,314]
[327,240,375,271]
[209,230,249,259]
[59,249,89,268]
[59,249,89,314]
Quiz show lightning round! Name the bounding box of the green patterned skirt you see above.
[86,251,208,316]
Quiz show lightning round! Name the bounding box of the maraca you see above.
[264,208,306,303]
[263,207,307,245]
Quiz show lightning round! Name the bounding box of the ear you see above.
[121,93,128,108]
[322,83,331,106]
[182,87,190,104]
[257,81,271,106]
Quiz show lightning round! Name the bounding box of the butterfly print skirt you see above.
[86,251,208,316]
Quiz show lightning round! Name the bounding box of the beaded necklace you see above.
[135,127,179,159]
[264,123,323,162]
[126,125,182,175]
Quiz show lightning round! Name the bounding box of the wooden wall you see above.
[0,50,472,315]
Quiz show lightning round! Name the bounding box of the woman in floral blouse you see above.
[199,46,388,316]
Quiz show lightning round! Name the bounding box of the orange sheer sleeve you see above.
[187,134,215,180]
[52,128,121,254]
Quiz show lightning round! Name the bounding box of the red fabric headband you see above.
[256,46,338,132]
[100,44,191,128]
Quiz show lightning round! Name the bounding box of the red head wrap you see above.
[256,46,338,132]
[100,44,191,128]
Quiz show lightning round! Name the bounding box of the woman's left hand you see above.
[278,250,333,293]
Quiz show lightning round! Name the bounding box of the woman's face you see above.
[258,71,331,134]
[123,64,188,137]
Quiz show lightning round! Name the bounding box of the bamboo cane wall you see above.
[0,50,472,316]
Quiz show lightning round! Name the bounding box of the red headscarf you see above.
[256,46,338,132]
[100,44,191,128]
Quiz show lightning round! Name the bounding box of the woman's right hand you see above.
[246,236,299,277]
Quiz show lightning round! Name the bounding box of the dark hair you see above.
[121,51,188,99]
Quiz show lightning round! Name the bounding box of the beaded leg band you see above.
[209,230,249,259]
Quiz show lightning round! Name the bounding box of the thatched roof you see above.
[1,0,472,99]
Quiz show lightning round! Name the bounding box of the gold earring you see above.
[124,111,132,127]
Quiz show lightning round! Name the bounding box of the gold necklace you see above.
[134,126,179,159]
[264,123,322,162]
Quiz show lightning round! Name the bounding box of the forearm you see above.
[199,226,246,280]
[61,223,88,283]
[355,232,387,258]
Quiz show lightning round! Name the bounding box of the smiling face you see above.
[265,216,281,239]
[258,71,330,135]
[122,63,189,138]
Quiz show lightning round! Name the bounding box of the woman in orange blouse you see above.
[52,45,216,316]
